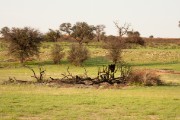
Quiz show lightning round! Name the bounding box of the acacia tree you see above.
[60,23,72,35]
[71,22,95,44]
[44,29,61,42]
[95,25,105,42]
[0,27,42,63]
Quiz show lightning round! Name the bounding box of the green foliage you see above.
[60,23,72,35]
[68,44,90,66]
[43,29,61,42]
[0,27,42,63]
[51,44,64,64]
[71,22,95,44]
[0,85,179,119]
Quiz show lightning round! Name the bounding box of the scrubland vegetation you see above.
[0,22,180,119]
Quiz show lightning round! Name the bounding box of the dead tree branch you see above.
[25,65,46,83]
[61,67,75,80]
[114,21,131,38]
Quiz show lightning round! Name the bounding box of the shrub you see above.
[126,31,145,46]
[67,44,89,66]
[104,37,125,64]
[51,44,64,64]
[127,70,163,86]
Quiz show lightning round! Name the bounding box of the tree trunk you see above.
[20,53,24,64]
[20,58,24,64]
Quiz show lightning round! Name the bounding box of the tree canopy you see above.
[60,23,72,35]
[95,25,106,42]
[71,22,95,44]
[0,27,42,63]
[44,29,61,42]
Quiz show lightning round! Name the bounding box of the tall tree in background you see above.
[126,31,145,45]
[44,29,61,42]
[71,22,95,44]
[95,25,105,42]
[0,27,10,40]
[0,27,42,63]
[179,21,180,28]
[60,23,72,35]
[114,21,130,38]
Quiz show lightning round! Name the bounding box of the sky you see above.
[0,0,180,38]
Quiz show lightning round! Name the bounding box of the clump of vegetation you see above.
[51,44,64,64]
[0,27,42,63]
[127,70,163,86]
[95,25,106,42]
[71,22,95,44]
[68,44,90,66]
[43,29,61,42]
[97,62,131,84]
[104,37,125,64]
[126,31,145,45]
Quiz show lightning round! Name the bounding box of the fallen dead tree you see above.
[48,63,132,86]
[2,64,163,87]
[2,77,33,85]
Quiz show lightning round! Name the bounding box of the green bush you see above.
[67,44,89,66]
[51,44,64,64]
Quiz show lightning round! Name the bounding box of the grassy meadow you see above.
[0,85,180,120]
[0,41,180,119]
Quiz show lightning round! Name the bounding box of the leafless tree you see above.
[104,37,125,64]
[25,66,46,83]
[114,21,131,38]
[95,25,106,42]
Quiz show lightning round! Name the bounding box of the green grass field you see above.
[0,85,180,120]
[0,41,180,119]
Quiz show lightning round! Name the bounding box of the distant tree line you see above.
[0,21,145,65]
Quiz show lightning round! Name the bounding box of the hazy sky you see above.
[0,0,180,38]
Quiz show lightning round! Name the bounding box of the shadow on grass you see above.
[1,57,180,69]
[24,60,69,66]
[25,57,111,67]
[0,57,110,68]
[83,56,111,67]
